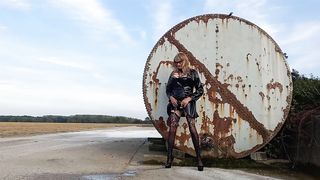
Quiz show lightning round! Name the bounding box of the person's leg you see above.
[186,116,204,171]
[165,111,180,168]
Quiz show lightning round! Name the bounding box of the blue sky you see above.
[0,0,319,119]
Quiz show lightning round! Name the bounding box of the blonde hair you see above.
[173,52,190,75]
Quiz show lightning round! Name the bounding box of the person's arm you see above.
[166,74,178,107]
[191,69,204,101]
[181,70,203,107]
[166,75,174,99]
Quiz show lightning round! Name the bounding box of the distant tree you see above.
[0,115,146,124]
[291,70,320,112]
[145,117,150,121]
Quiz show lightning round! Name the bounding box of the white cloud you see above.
[291,53,320,71]
[0,24,8,31]
[280,22,320,76]
[203,0,280,36]
[280,22,320,46]
[0,80,11,88]
[4,66,42,75]
[48,0,134,45]
[151,0,173,40]
[38,56,94,71]
[0,34,147,118]
[0,0,31,10]
[203,0,234,13]
[0,82,145,118]
[140,30,147,40]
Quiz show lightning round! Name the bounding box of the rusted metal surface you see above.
[142,14,292,158]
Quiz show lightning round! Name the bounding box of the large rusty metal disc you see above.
[143,14,292,158]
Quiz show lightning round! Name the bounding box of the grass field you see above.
[0,122,151,138]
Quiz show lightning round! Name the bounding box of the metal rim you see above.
[143,14,292,158]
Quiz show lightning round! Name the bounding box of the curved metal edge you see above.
[142,13,293,158]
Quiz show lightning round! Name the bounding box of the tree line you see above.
[290,69,320,112]
[0,115,152,124]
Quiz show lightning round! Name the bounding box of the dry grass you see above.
[0,122,143,138]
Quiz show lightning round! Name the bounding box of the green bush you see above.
[291,69,320,112]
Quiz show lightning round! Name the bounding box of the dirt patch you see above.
[0,122,150,138]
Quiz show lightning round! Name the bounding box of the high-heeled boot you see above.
[165,151,174,168]
[196,156,204,171]
[165,113,178,168]
[194,141,203,171]
[187,117,204,171]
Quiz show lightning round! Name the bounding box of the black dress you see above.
[166,69,204,118]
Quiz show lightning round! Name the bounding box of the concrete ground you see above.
[0,126,314,180]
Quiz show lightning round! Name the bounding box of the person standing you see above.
[165,52,204,171]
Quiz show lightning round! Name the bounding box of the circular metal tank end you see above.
[143,14,292,158]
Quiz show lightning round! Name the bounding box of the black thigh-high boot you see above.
[186,116,204,171]
[165,113,179,168]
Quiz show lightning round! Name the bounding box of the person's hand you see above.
[181,97,192,107]
[169,96,178,107]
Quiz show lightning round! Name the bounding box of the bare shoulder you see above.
[170,70,179,78]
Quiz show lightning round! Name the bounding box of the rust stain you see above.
[227,74,234,81]
[215,69,220,77]
[237,116,242,127]
[212,110,235,157]
[145,13,287,72]
[255,59,262,71]
[259,92,265,101]
[216,63,223,69]
[275,46,281,53]
[154,117,168,139]
[201,111,236,157]
[215,25,219,33]
[154,86,158,106]
[283,94,292,121]
[200,133,215,150]
[229,104,234,118]
[218,136,236,157]
[267,81,283,93]
[266,95,271,101]
[142,61,152,120]
[152,61,172,84]
[145,101,152,114]
[175,122,196,156]
[236,76,243,83]
[203,15,211,25]
[143,14,292,159]
[213,110,233,137]
[165,34,270,141]
[206,85,223,104]
[176,122,190,146]
[201,111,211,133]
[194,15,211,25]
[246,53,252,61]
[151,61,173,107]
